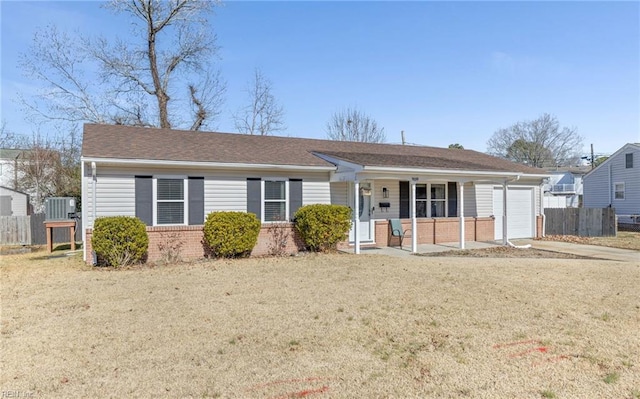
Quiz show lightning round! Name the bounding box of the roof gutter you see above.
[360,165,549,179]
[80,157,336,172]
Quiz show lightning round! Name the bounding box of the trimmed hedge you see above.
[91,216,149,267]
[294,204,352,252]
[203,211,261,258]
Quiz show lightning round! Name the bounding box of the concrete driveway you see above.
[344,239,639,263]
[513,239,640,263]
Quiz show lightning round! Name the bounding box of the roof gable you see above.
[584,143,640,178]
[81,124,546,175]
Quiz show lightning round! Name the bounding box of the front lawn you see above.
[1,252,639,398]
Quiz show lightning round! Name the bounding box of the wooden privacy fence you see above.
[0,213,82,246]
[544,208,616,237]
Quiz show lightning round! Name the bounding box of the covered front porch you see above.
[316,151,547,254]
[341,240,500,258]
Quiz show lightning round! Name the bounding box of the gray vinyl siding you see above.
[611,147,640,216]
[330,182,348,207]
[372,179,399,219]
[85,175,136,228]
[205,178,247,213]
[0,187,28,216]
[302,181,331,205]
[584,145,640,217]
[583,166,610,208]
[474,183,494,217]
[462,182,477,217]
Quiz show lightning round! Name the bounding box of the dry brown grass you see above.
[1,251,639,398]
[541,231,640,251]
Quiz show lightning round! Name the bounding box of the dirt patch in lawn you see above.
[1,252,639,398]
[539,231,640,251]
[418,246,590,259]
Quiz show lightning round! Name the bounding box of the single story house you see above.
[81,124,548,262]
[583,143,639,223]
[0,186,30,216]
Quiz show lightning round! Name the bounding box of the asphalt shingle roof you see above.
[82,124,545,175]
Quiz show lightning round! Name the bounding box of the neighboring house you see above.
[80,124,549,262]
[0,148,27,189]
[583,143,640,223]
[0,186,30,216]
[543,166,590,208]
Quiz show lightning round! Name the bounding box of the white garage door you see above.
[493,187,534,240]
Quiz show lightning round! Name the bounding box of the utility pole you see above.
[590,144,595,169]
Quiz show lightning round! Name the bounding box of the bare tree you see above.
[14,134,59,212]
[1,121,17,148]
[326,107,385,143]
[233,69,286,135]
[19,0,225,131]
[11,129,82,212]
[487,113,583,168]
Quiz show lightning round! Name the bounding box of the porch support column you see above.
[459,182,465,249]
[354,180,360,254]
[411,179,417,253]
[502,180,508,245]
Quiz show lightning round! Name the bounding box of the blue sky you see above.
[1,1,638,156]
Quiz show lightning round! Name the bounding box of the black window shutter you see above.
[399,181,410,219]
[247,178,262,220]
[188,177,204,225]
[289,179,303,221]
[447,182,458,218]
[135,176,153,225]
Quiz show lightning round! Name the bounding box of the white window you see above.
[156,178,185,224]
[416,184,428,217]
[614,182,625,200]
[430,184,446,217]
[264,180,287,222]
[415,183,448,217]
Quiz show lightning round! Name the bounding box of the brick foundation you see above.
[85,223,306,264]
[374,217,495,247]
[84,216,539,264]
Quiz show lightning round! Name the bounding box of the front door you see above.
[349,182,373,242]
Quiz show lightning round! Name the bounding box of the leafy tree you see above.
[19,0,225,131]
[326,107,386,143]
[593,156,609,168]
[448,143,464,149]
[487,113,583,168]
[233,68,286,135]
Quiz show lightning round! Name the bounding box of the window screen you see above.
[264,180,286,221]
[157,179,184,224]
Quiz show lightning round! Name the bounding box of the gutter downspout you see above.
[459,181,465,249]
[92,161,97,227]
[81,161,86,261]
[608,163,612,206]
[411,180,417,253]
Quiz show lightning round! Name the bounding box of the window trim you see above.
[262,178,289,223]
[614,182,625,200]
[430,183,447,217]
[415,182,450,218]
[153,176,188,226]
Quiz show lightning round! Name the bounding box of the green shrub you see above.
[294,204,352,252]
[91,216,149,267]
[202,212,261,258]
